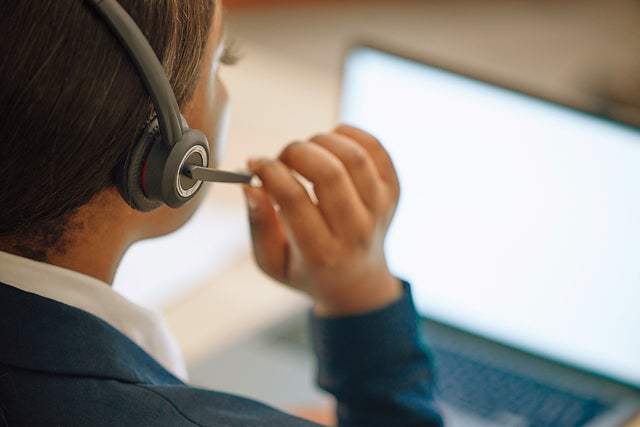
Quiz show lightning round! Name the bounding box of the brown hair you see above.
[0,1,214,240]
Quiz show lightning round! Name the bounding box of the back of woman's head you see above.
[0,0,214,237]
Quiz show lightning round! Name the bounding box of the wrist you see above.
[313,274,403,318]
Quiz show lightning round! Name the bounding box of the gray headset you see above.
[86,0,252,212]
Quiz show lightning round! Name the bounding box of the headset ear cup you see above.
[145,128,209,208]
[115,117,164,212]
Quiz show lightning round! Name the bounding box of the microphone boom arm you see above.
[183,165,254,185]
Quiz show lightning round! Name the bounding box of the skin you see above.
[1,0,402,318]
[245,127,402,317]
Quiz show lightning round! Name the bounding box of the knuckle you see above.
[277,185,309,210]
[340,125,381,144]
[363,132,382,147]
[347,145,368,169]
[370,134,383,146]
[317,160,345,186]
[309,133,329,144]
[368,186,383,206]
[310,249,340,270]
[255,158,280,177]
[280,140,305,161]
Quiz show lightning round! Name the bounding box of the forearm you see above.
[311,282,444,427]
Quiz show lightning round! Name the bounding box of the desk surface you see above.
[152,0,640,424]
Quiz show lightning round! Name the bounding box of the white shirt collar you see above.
[0,250,188,381]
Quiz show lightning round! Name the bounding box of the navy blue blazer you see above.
[0,282,443,426]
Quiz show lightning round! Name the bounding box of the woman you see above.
[0,1,443,425]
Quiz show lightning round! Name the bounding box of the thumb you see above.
[243,185,288,283]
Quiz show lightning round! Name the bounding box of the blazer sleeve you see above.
[310,282,444,427]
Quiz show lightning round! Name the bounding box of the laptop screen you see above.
[340,46,640,387]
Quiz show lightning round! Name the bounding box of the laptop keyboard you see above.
[431,346,612,427]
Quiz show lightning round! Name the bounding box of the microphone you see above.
[182,164,254,185]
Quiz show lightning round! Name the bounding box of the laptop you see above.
[190,45,640,426]
[338,45,640,426]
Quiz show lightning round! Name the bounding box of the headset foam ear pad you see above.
[116,117,164,212]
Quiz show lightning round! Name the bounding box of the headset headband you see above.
[84,0,252,211]
[86,0,183,148]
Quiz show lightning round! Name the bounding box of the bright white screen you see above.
[340,47,640,387]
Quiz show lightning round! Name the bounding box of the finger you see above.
[309,132,381,211]
[243,185,288,283]
[248,157,334,261]
[278,141,372,240]
[334,125,400,197]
